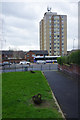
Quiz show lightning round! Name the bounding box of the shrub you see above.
[57,50,80,65]
[57,57,63,65]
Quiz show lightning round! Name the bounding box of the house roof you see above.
[29,50,48,55]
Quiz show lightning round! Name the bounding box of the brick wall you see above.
[58,64,80,77]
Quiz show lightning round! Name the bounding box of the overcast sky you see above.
[0,0,79,51]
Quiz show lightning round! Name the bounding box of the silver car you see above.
[37,60,46,64]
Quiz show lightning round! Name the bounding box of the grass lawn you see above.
[2,71,62,118]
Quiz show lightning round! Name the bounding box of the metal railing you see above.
[0,64,58,73]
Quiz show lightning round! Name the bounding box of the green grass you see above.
[2,71,62,118]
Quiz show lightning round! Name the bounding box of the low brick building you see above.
[25,50,48,62]
[1,50,26,63]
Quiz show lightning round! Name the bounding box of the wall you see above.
[58,64,80,78]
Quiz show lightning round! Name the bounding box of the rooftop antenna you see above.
[47,6,51,12]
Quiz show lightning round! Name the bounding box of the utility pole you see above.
[73,39,75,50]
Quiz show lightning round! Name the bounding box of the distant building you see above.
[1,50,26,63]
[40,8,67,56]
[25,50,48,62]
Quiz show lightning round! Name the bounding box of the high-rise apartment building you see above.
[40,8,67,56]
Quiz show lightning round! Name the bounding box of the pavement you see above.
[43,70,79,119]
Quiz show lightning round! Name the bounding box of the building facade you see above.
[25,50,48,62]
[40,8,67,56]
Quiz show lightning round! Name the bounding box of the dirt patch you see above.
[29,99,58,109]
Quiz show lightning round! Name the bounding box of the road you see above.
[43,70,79,119]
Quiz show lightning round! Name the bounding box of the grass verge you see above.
[2,71,62,118]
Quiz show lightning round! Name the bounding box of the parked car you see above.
[19,61,30,65]
[2,62,12,66]
[0,63,2,66]
[37,60,46,64]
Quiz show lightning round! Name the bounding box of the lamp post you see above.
[73,39,75,50]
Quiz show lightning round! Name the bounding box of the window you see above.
[49,28,51,31]
[57,35,59,37]
[57,31,59,34]
[49,31,51,35]
[50,51,51,53]
[62,25,64,27]
[27,55,29,57]
[49,16,51,19]
[56,16,59,19]
[62,39,64,43]
[54,24,56,26]
[50,47,51,49]
[62,29,64,32]
[49,25,51,28]
[32,55,35,57]
[54,16,56,18]
[62,47,64,50]
[49,20,51,23]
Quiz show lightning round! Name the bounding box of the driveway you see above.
[43,71,79,119]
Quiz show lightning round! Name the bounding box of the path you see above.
[43,71,79,119]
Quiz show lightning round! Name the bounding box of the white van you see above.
[19,61,30,65]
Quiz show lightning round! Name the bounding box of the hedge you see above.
[57,50,80,65]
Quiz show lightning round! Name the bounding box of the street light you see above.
[73,39,75,50]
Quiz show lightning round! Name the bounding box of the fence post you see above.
[49,64,50,70]
[41,65,42,70]
[15,65,16,72]
[32,65,33,71]
[3,66,5,72]
[22,65,23,71]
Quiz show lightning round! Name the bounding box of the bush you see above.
[57,50,80,65]
[57,57,63,65]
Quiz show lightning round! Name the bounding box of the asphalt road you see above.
[43,71,79,119]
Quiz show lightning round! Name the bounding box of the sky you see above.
[0,0,79,51]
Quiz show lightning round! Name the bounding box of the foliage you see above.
[57,57,63,65]
[57,50,80,65]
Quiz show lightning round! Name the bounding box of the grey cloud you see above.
[5,16,38,32]
[2,2,38,20]
[1,1,78,51]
